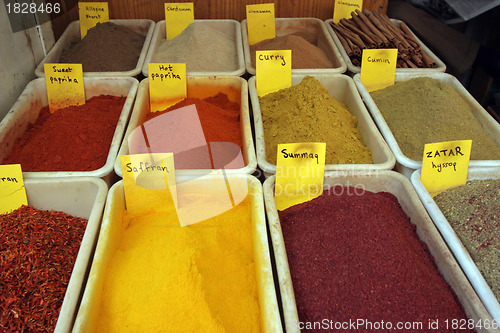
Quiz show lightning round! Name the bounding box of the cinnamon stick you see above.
[340,18,377,48]
[356,9,390,46]
[336,31,354,57]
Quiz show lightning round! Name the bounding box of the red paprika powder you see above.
[2,95,125,172]
[279,187,475,333]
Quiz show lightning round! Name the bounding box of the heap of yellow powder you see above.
[260,76,372,165]
[95,197,261,332]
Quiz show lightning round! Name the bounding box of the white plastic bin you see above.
[35,19,155,77]
[241,18,347,75]
[264,170,498,333]
[412,167,500,322]
[142,20,245,77]
[0,77,139,183]
[354,72,500,178]
[249,74,395,177]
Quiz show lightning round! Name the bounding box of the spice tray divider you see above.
[412,168,500,322]
[263,171,499,333]
[142,19,245,77]
[354,72,500,178]
[248,74,395,178]
[114,76,257,177]
[23,177,108,333]
[241,18,347,75]
[324,18,446,75]
[35,19,155,78]
[72,174,282,333]
[0,77,139,183]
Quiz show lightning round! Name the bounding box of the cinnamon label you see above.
[246,3,275,45]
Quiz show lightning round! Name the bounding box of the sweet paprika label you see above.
[275,142,326,211]
[256,50,291,97]
[165,3,194,40]
[0,164,28,214]
[44,63,85,112]
[121,153,177,214]
[246,3,275,45]
[148,63,187,112]
[421,140,472,196]
[333,0,362,23]
[78,2,109,39]
[360,48,398,92]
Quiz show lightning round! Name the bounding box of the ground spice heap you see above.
[94,196,262,332]
[370,77,500,161]
[0,205,87,332]
[259,76,372,165]
[279,188,474,333]
[250,34,334,69]
[59,22,145,72]
[153,23,238,72]
[3,95,126,171]
[434,179,500,299]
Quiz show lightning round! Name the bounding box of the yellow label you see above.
[333,0,363,23]
[78,2,109,39]
[275,142,326,211]
[256,50,291,97]
[148,63,187,113]
[246,3,275,45]
[0,164,28,215]
[165,3,194,40]
[121,153,177,214]
[44,63,85,112]
[360,48,398,92]
[421,140,472,196]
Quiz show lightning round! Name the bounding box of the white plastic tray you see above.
[354,72,500,178]
[263,171,498,333]
[249,74,395,177]
[241,18,347,75]
[325,18,446,74]
[412,167,500,322]
[72,174,282,332]
[35,19,155,77]
[142,19,245,77]
[114,76,257,177]
[22,177,108,333]
[0,77,138,183]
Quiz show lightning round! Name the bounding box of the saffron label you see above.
[275,142,326,211]
[148,63,187,112]
[78,2,109,39]
[421,140,472,195]
[121,153,177,214]
[44,63,85,112]
[360,48,398,92]
[246,3,275,45]
[165,3,194,40]
[0,164,27,214]
[333,0,362,23]
[256,50,291,97]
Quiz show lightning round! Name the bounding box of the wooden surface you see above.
[52,0,388,39]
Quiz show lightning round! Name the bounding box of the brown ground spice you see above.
[59,22,145,72]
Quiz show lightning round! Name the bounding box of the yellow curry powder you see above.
[94,196,262,332]
[259,76,372,165]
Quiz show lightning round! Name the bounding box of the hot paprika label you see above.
[148,63,187,112]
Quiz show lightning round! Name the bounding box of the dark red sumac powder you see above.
[279,187,474,333]
[3,95,125,171]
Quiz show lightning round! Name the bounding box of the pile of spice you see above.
[135,92,243,169]
[0,205,87,332]
[59,22,146,72]
[250,34,334,69]
[434,179,500,299]
[370,77,500,160]
[259,76,372,165]
[153,23,238,72]
[279,188,474,332]
[330,9,436,68]
[2,95,126,171]
[93,196,262,332]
